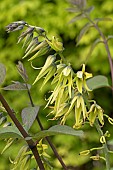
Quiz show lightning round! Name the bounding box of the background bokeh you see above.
[0,0,113,169]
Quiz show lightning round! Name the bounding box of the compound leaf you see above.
[76,22,92,46]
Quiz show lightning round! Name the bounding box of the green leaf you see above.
[33,125,84,140]
[76,23,92,46]
[86,38,103,60]
[0,126,23,139]
[94,17,112,24]
[0,63,6,85]
[66,7,80,13]
[68,0,86,9]
[21,106,39,131]
[3,81,31,90]
[84,6,94,14]
[69,13,85,23]
[87,75,110,90]
[107,35,113,41]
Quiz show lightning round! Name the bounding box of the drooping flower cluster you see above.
[6,21,104,129]
[43,63,93,128]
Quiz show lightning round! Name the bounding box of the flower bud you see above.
[35,26,46,35]
[46,36,64,52]
[80,150,90,156]
[90,155,100,160]
[17,27,34,44]
[41,64,57,89]
[104,131,110,138]
[33,55,56,84]
[100,136,106,144]
[62,66,72,77]
[6,21,26,33]
[28,43,50,61]
[108,117,113,125]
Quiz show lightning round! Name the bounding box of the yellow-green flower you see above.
[46,64,74,108]
[76,64,92,93]
[64,92,87,129]
[45,64,75,125]
[80,150,90,156]
[46,36,64,52]
[87,102,104,126]
[50,103,70,122]
[33,55,56,85]
[37,139,50,158]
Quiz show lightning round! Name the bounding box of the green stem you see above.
[84,95,110,169]
[83,13,112,169]
[84,12,113,90]
[94,119,110,170]
[90,146,104,152]
[59,52,68,65]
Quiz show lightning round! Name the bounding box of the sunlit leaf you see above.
[3,81,31,90]
[21,106,39,131]
[69,13,85,23]
[86,38,103,60]
[107,35,113,41]
[76,23,92,46]
[33,125,84,140]
[94,17,112,24]
[84,6,95,14]
[0,126,23,139]
[87,75,110,90]
[68,0,86,9]
[0,63,6,85]
[66,7,80,13]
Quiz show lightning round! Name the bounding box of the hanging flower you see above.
[76,64,92,93]
[33,55,56,85]
[65,92,87,129]
[48,90,87,128]
[37,139,50,158]
[87,101,104,126]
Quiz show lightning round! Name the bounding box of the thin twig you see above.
[0,93,45,170]
[26,84,68,170]
[84,13,113,91]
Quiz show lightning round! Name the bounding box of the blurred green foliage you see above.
[0,0,113,169]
